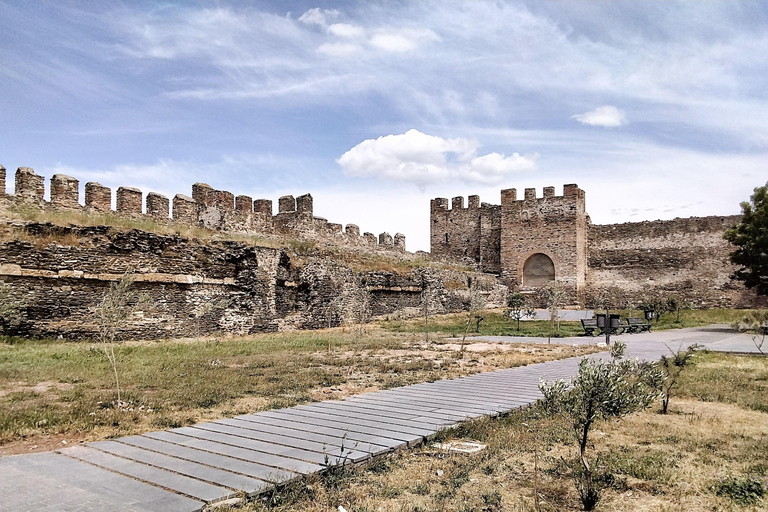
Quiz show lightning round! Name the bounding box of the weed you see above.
[713,475,766,506]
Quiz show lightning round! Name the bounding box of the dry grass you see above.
[0,326,599,455]
[220,351,768,512]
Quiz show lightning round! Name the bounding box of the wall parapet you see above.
[0,165,405,253]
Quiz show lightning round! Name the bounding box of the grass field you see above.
[222,350,768,512]
[0,327,599,454]
[381,308,752,338]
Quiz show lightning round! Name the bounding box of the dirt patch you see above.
[0,381,74,398]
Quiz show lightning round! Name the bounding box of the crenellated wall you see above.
[0,166,405,253]
[430,194,501,273]
[0,222,499,340]
[432,184,764,308]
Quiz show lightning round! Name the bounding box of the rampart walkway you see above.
[0,326,761,511]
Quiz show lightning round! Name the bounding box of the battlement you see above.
[500,184,584,204]
[0,165,405,252]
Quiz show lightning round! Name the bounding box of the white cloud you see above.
[572,105,628,127]
[328,23,364,38]
[298,8,338,27]
[369,28,440,53]
[317,42,361,57]
[337,129,537,188]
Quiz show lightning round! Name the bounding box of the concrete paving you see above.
[0,325,762,511]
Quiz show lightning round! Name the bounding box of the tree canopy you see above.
[724,183,768,295]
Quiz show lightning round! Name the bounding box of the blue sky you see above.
[1,1,767,251]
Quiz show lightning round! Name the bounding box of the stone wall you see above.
[0,166,405,254]
[430,195,501,273]
[431,185,765,308]
[0,222,494,340]
[588,216,767,308]
[500,185,587,301]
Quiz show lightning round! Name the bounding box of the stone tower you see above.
[500,184,588,299]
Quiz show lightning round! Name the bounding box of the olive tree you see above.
[539,342,661,510]
[506,292,534,331]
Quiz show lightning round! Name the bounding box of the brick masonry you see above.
[0,222,493,340]
[432,184,764,307]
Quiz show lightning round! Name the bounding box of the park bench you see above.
[626,317,651,333]
[581,318,600,336]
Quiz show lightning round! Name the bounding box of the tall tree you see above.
[725,182,768,295]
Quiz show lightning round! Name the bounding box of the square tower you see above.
[500,184,588,300]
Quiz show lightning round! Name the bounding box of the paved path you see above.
[0,326,762,511]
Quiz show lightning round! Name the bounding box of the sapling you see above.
[539,342,661,510]
[95,273,149,406]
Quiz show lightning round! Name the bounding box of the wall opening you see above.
[523,253,555,287]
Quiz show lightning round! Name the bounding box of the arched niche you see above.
[523,253,555,287]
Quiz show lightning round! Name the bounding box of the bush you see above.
[714,475,766,506]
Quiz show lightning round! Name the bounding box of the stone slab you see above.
[60,445,229,503]
[118,435,297,484]
[143,430,323,475]
[233,413,404,451]
[171,426,335,466]
[218,417,391,456]
[193,422,371,463]
[0,452,203,512]
[89,440,268,494]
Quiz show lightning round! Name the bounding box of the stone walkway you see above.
[0,326,762,511]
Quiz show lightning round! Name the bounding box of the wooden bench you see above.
[626,317,651,333]
[581,318,600,336]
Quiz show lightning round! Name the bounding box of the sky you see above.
[1,1,767,252]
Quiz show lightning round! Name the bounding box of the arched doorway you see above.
[523,253,555,287]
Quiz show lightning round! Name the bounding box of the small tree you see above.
[643,344,700,414]
[506,292,534,331]
[0,282,25,334]
[539,342,660,510]
[460,276,486,357]
[540,281,567,334]
[733,310,768,354]
[665,296,691,324]
[637,294,669,324]
[724,182,768,295]
[95,273,149,405]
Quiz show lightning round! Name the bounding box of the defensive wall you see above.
[431,185,766,308]
[0,222,502,339]
[0,165,406,252]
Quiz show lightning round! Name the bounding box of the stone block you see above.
[543,186,555,198]
[50,174,79,209]
[235,195,252,214]
[327,222,342,234]
[363,232,377,246]
[146,192,170,220]
[206,189,234,210]
[452,196,464,210]
[524,188,536,201]
[378,232,393,246]
[253,199,272,216]
[0,164,5,195]
[85,182,111,212]
[192,183,213,205]
[394,233,406,251]
[116,187,142,215]
[500,188,517,203]
[15,167,45,203]
[173,194,197,223]
[296,193,313,216]
[345,224,360,237]
[468,195,480,209]
[278,195,295,213]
